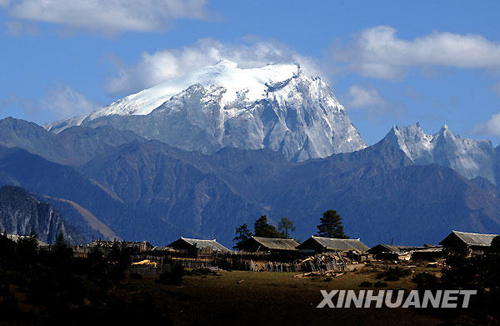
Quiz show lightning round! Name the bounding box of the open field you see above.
[116,266,445,326]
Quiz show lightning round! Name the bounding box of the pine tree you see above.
[52,231,73,261]
[233,223,253,249]
[491,236,500,253]
[316,210,348,239]
[254,215,283,238]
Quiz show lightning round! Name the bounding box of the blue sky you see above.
[1,0,500,145]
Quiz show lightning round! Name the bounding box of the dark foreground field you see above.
[3,234,494,326]
[115,268,444,326]
[2,261,489,325]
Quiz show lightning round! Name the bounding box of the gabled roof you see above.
[171,237,231,252]
[369,244,421,254]
[298,236,369,252]
[440,231,499,247]
[247,236,299,251]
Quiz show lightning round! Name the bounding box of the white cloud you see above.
[0,94,34,113]
[1,83,100,121]
[346,85,387,109]
[331,26,500,79]
[40,82,100,118]
[2,0,211,35]
[344,84,405,122]
[473,113,500,136]
[106,38,322,94]
[5,20,39,36]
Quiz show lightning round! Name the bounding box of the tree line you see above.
[233,209,348,248]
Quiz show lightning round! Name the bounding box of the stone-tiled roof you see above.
[173,237,231,252]
[249,236,299,251]
[298,236,369,252]
[441,231,499,247]
[368,244,421,254]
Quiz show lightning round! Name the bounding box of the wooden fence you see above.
[127,252,348,275]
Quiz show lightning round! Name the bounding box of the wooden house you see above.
[237,236,299,254]
[90,240,153,252]
[368,244,421,260]
[439,230,499,256]
[166,237,231,253]
[411,245,444,261]
[127,240,154,252]
[297,236,369,254]
[369,243,444,261]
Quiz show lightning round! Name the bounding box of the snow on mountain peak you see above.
[385,123,497,184]
[45,61,366,162]
[47,61,302,130]
[387,122,433,160]
[191,60,300,107]
[215,59,238,68]
[436,124,451,136]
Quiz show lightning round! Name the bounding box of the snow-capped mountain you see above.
[46,60,366,161]
[384,122,498,184]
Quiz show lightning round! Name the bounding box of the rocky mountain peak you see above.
[45,61,366,162]
[384,123,498,184]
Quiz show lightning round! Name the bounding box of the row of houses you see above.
[13,229,494,262]
[157,230,500,261]
[363,230,500,261]
[164,235,370,256]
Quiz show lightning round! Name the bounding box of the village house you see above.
[439,230,499,256]
[166,237,231,254]
[368,244,421,260]
[89,239,153,252]
[296,236,369,255]
[411,245,444,261]
[127,240,154,252]
[368,243,443,261]
[237,236,299,255]
[69,239,154,258]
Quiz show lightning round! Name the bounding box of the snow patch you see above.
[386,123,497,184]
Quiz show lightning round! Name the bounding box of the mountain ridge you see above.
[0,117,142,166]
[76,136,500,246]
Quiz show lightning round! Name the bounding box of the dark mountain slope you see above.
[0,185,83,244]
[79,140,265,244]
[79,138,500,246]
[270,163,500,246]
[2,117,500,246]
[248,140,500,245]
[0,146,142,241]
[57,125,141,165]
